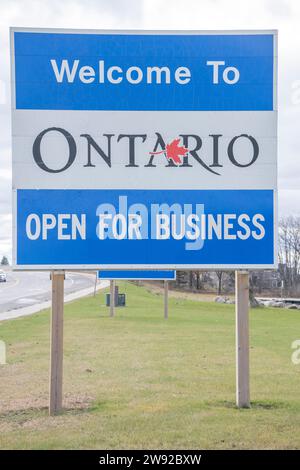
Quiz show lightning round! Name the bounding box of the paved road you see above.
[0,269,97,314]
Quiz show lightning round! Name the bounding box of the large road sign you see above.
[11,28,277,269]
[98,270,176,280]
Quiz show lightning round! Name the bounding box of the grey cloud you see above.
[6,0,143,29]
[0,145,11,175]
[0,169,12,216]
[0,214,12,239]
[279,189,300,217]
[265,0,292,18]
[0,0,300,258]
[0,212,12,261]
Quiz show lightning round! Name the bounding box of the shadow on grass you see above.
[0,407,49,425]
[0,398,294,428]
[250,400,291,410]
[0,403,94,424]
[204,399,291,411]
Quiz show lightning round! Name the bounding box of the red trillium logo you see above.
[149,137,188,165]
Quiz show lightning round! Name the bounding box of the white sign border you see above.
[11,28,278,271]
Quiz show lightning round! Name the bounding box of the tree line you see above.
[175,217,300,297]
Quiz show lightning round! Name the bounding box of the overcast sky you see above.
[0,0,299,262]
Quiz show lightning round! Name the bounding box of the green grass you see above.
[0,281,300,449]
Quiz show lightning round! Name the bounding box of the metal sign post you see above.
[94,271,98,296]
[110,280,116,317]
[235,270,250,408]
[164,280,169,319]
[49,271,64,415]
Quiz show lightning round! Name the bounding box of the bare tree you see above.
[0,256,9,266]
[278,216,300,295]
[249,274,260,307]
[215,271,224,295]
[189,271,193,289]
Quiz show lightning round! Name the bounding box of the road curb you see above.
[0,280,109,322]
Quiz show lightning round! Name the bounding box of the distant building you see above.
[250,270,282,293]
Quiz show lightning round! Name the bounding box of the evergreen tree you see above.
[0,256,9,266]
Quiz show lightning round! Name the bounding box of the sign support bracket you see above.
[164,280,169,319]
[110,279,115,317]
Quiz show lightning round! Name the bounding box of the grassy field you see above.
[0,281,300,450]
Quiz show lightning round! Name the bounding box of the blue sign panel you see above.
[14,31,274,111]
[16,189,274,267]
[98,270,176,280]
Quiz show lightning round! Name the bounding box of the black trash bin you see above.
[117,293,126,307]
[106,293,126,307]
